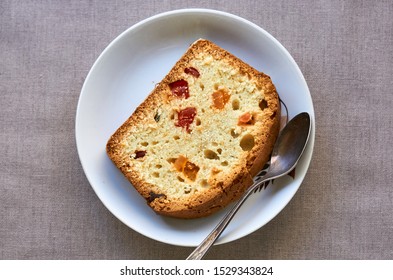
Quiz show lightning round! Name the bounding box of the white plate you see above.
[76,9,315,247]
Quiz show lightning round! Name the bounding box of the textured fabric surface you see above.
[1,0,392,259]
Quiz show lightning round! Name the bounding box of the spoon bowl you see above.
[265,112,311,180]
[187,112,311,260]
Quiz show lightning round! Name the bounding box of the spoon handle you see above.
[186,177,269,260]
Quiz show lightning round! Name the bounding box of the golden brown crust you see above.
[106,39,280,219]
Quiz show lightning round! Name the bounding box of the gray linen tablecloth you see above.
[1,0,392,259]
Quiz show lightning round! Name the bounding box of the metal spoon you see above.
[186,112,311,260]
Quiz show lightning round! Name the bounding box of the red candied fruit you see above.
[134,150,146,159]
[169,79,189,99]
[175,107,197,133]
[184,67,200,78]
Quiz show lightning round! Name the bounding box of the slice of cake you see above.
[106,39,280,218]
